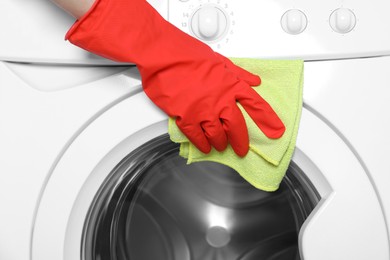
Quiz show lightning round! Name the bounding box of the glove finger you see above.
[176,119,212,154]
[201,118,228,152]
[236,85,286,139]
[220,104,250,157]
[215,52,261,86]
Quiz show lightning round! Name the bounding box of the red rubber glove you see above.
[65,0,285,156]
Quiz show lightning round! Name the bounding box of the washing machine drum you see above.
[82,135,319,260]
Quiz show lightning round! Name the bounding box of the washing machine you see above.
[1,0,390,259]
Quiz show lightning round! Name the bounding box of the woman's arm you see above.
[50,0,94,18]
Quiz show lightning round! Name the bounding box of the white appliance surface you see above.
[1,0,390,63]
[0,0,168,64]
[0,0,389,260]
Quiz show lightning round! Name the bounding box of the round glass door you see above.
[82,135,319,260]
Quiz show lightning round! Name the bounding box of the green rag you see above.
[168,58,304,192]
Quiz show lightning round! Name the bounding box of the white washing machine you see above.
[1,0,390,259]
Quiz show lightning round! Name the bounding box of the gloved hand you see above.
[65,0,285,156]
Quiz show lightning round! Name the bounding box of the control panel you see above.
[1,0,390,63]
[168,0,390,59]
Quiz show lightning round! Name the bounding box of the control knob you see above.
[190,6,228,41]
[281,9,308,35]
[329,8,356,34]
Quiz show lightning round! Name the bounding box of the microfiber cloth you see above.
[168,58,304,192]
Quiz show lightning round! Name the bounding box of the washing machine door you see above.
[31,80,389,260]
[81,134,319,260]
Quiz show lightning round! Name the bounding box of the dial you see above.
[329,8,356,34]
[281,9,308,35]
[190,5,229,41]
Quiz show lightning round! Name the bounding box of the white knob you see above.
[281,9,308,35]
[198,6,219,38]
[191,6,228,41]
[329,8,356,33]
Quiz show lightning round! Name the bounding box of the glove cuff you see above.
[65,0,113,43]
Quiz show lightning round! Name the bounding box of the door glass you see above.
[82,135,319,260]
